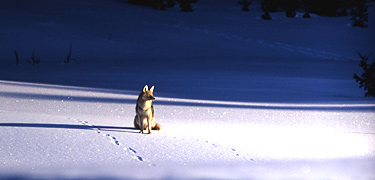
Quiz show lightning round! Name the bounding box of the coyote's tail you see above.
[153,123,162,131]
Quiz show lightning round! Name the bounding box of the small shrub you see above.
[64,43,75,64]
[14,50,19,65]
[27,48,40,65]
[353,52,375,97]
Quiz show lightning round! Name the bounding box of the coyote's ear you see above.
[143,85,148,92]
[149,86,154,93]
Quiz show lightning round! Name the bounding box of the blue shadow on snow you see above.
[1,91,374,111]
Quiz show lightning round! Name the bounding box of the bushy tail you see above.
[152,123,162,131]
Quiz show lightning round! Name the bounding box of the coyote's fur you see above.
[134,85,162,134]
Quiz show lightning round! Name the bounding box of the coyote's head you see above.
[141,85,155,101]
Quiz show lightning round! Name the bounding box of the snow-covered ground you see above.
[1,0,375,179]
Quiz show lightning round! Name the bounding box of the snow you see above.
[0,0,375,179]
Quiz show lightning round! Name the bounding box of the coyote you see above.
[134,85,162,134]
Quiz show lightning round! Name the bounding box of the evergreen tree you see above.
[284,0,299,18]
[353,52,375,97]
[180,0,196,12]
[301,0,312,18]
[165,0,176,8]
[308,0,339,17]
[261,0,272,20]
[239,0,253,12]
[351,0,369,28]
[152,0,166,10]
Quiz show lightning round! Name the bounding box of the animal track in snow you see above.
[202,140,254,161]
[144,15,357,62]
[231,148,240,157]
[74,119,143,162]
[179,137,248,161]
[77,120,90,126]
[105,134,120,146]
[161,22,357,62]
[126,147,143,162]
